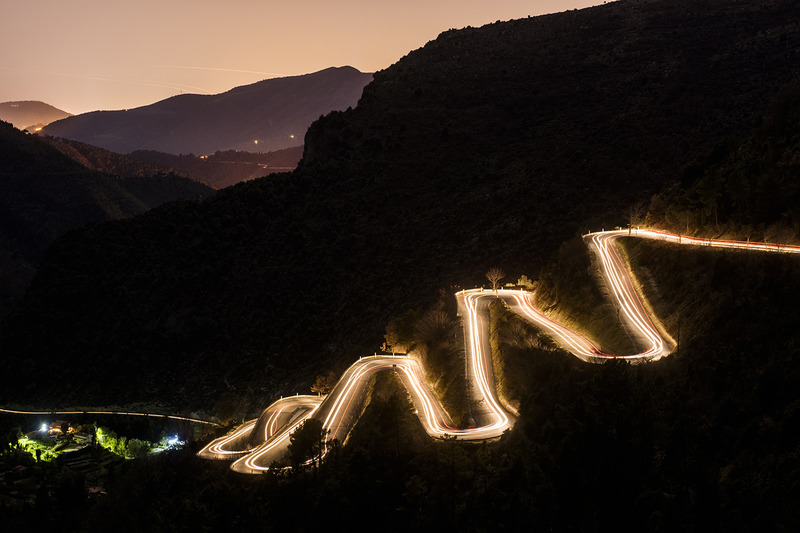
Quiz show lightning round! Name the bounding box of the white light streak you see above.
[193,228,800,472]
[0,407,220,426]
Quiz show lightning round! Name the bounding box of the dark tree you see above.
[287,418,328,472]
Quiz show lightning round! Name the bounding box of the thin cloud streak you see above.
[153,65,287,78]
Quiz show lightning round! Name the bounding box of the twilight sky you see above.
[1,1,604,114]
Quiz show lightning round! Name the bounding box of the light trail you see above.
[0,407,221,426]
[200,228,800,473]
[200,421,258,459]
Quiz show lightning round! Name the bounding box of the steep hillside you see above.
[0,122,216,316]
[646,83,800,240]
[0,121,147,315]
[3,0,800,412]
[40,136,215,206]
[41,67,372,155]
[41,136,173,179]
[0,100,71,130]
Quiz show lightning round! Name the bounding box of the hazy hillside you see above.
[130,146,304,189]
[0,100,71,131]
[42,136,179,179]
[4,0,799,414]
[39,136,216,206]
[41,67,372,155]
[41,135,299,189]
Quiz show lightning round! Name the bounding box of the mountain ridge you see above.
[0,100,71,131]
[40,134,303,189]
[41,66,372,155]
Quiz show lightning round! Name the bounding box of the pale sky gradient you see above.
[1,1,605,114]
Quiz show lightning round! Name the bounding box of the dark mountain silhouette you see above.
[41,67,372,155]
[0,120,146,315]
[0,100,71,131]
[0,121,214,316]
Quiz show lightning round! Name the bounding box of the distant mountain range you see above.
[41,66,372,155]
[41,135,304,189]
[0,101,71,131]
[128,146,304,189]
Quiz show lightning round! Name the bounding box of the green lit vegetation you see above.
[95,426,160,459]
[7,424,176,464]
[17,434,57,462]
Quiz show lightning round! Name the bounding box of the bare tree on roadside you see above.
[486,267,505,294]
[627,200,647,235]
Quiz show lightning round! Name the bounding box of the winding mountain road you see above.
[199,229,800,473]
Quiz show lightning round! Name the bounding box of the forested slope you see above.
[0,121,215,316]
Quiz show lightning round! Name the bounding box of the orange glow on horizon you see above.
[0,1,605,114]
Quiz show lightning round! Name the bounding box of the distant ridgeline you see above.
[41,135,304,189]
[0,100,71,131]
[41,66,373,155]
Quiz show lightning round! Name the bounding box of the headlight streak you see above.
[199,228,799,473]
[462,292,510,435]
[0,407,221,426]
[589,232,667,360]
[265,405,286,441]
[197,396,321,463]
[233,404,321,474]
[322,359,378,441]
[197,421,258,459]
